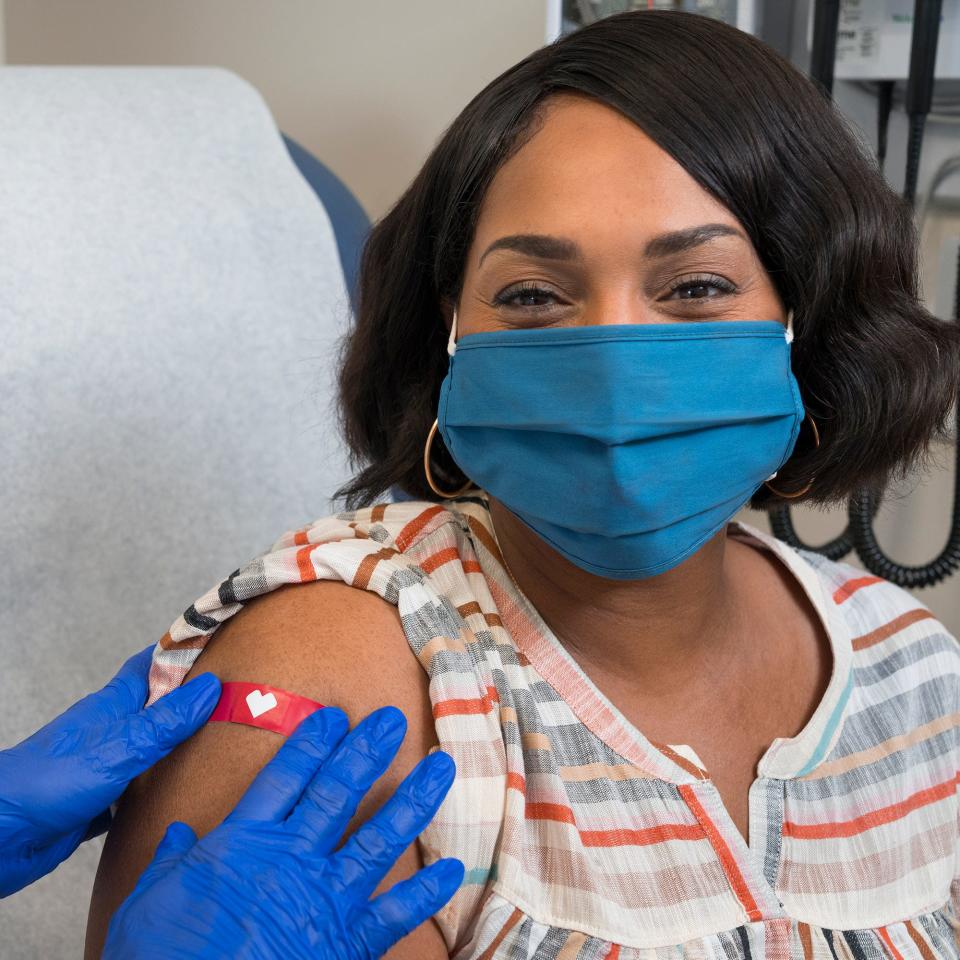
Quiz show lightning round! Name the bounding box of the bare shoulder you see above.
[84,579,443,960]
[188,577,431,714]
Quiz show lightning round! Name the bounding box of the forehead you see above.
[472,93,736,242]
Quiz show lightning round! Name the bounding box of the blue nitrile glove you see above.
[0,645,220,897]
[103,705,463,960]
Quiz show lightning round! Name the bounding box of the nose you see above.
[577,292,658,327]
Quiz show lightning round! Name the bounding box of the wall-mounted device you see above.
[819,0,960,80]
[546,0,758,43]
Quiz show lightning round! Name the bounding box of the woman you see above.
[86,9,960,958]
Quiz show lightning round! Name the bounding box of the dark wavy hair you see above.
[331,8,960,512]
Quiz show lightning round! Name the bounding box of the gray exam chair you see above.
[0,66,363,956]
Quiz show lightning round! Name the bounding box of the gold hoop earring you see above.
[424,418,474,499]
[764,413,820,499]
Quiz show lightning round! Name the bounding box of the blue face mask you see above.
[437,311,805,580]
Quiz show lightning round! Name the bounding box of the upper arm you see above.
[84,579,446,960]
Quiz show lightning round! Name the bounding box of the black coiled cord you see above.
[846,242,960,588]
[771,0,959,588]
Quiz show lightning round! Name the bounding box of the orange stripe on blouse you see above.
[905,918,938,960]
[293,529,309,546]
[851,608,937,652]
[352,547,399,591]
[395,504,447,553]
[525,802,577,826]
[432,685,500,719]
[652,741,709,780]
[295,543,318,582]
[833,574,884,604]
[679,784,763,923]
[579,822,704,848]
[159,630,207,651]
[505,805,689,844]
[506,771,526,793]
[783,772,960,840]
[878,926,906,960]
[477,907,524,960]
[419,546,461,574]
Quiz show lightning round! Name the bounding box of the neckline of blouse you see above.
[463,493,854,786]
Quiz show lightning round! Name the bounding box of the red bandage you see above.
[209,681,325,736]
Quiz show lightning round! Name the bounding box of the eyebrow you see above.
[477,223,747,267]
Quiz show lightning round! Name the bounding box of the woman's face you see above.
[454,93,784,337]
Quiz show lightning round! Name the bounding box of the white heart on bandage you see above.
[246,689,278,718]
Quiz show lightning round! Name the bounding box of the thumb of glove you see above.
[95,672,222,792]
[133,820,198,895]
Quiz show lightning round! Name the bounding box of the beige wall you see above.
[5,0,958,632]
[5,0,548,220]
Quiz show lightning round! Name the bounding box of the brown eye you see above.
[494,283,563,309]
[665,274,736,301]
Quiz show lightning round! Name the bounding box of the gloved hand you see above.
[0,645,220,897]
[104,704,463,960]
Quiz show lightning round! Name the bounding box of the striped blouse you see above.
[148,488,960,959]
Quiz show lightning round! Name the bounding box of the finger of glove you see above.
[323,750,455,902]
[225,706,349,824]
[133,820,197,893]
[284,705,407,854]
[95,672,222,789]
[351,858,465,957]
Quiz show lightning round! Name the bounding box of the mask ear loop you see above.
[447,309,458,357]
[765,308,796,482]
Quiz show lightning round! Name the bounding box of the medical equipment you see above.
[769,0,960,589]
[549,0,758,41]
[829,0,960,82]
